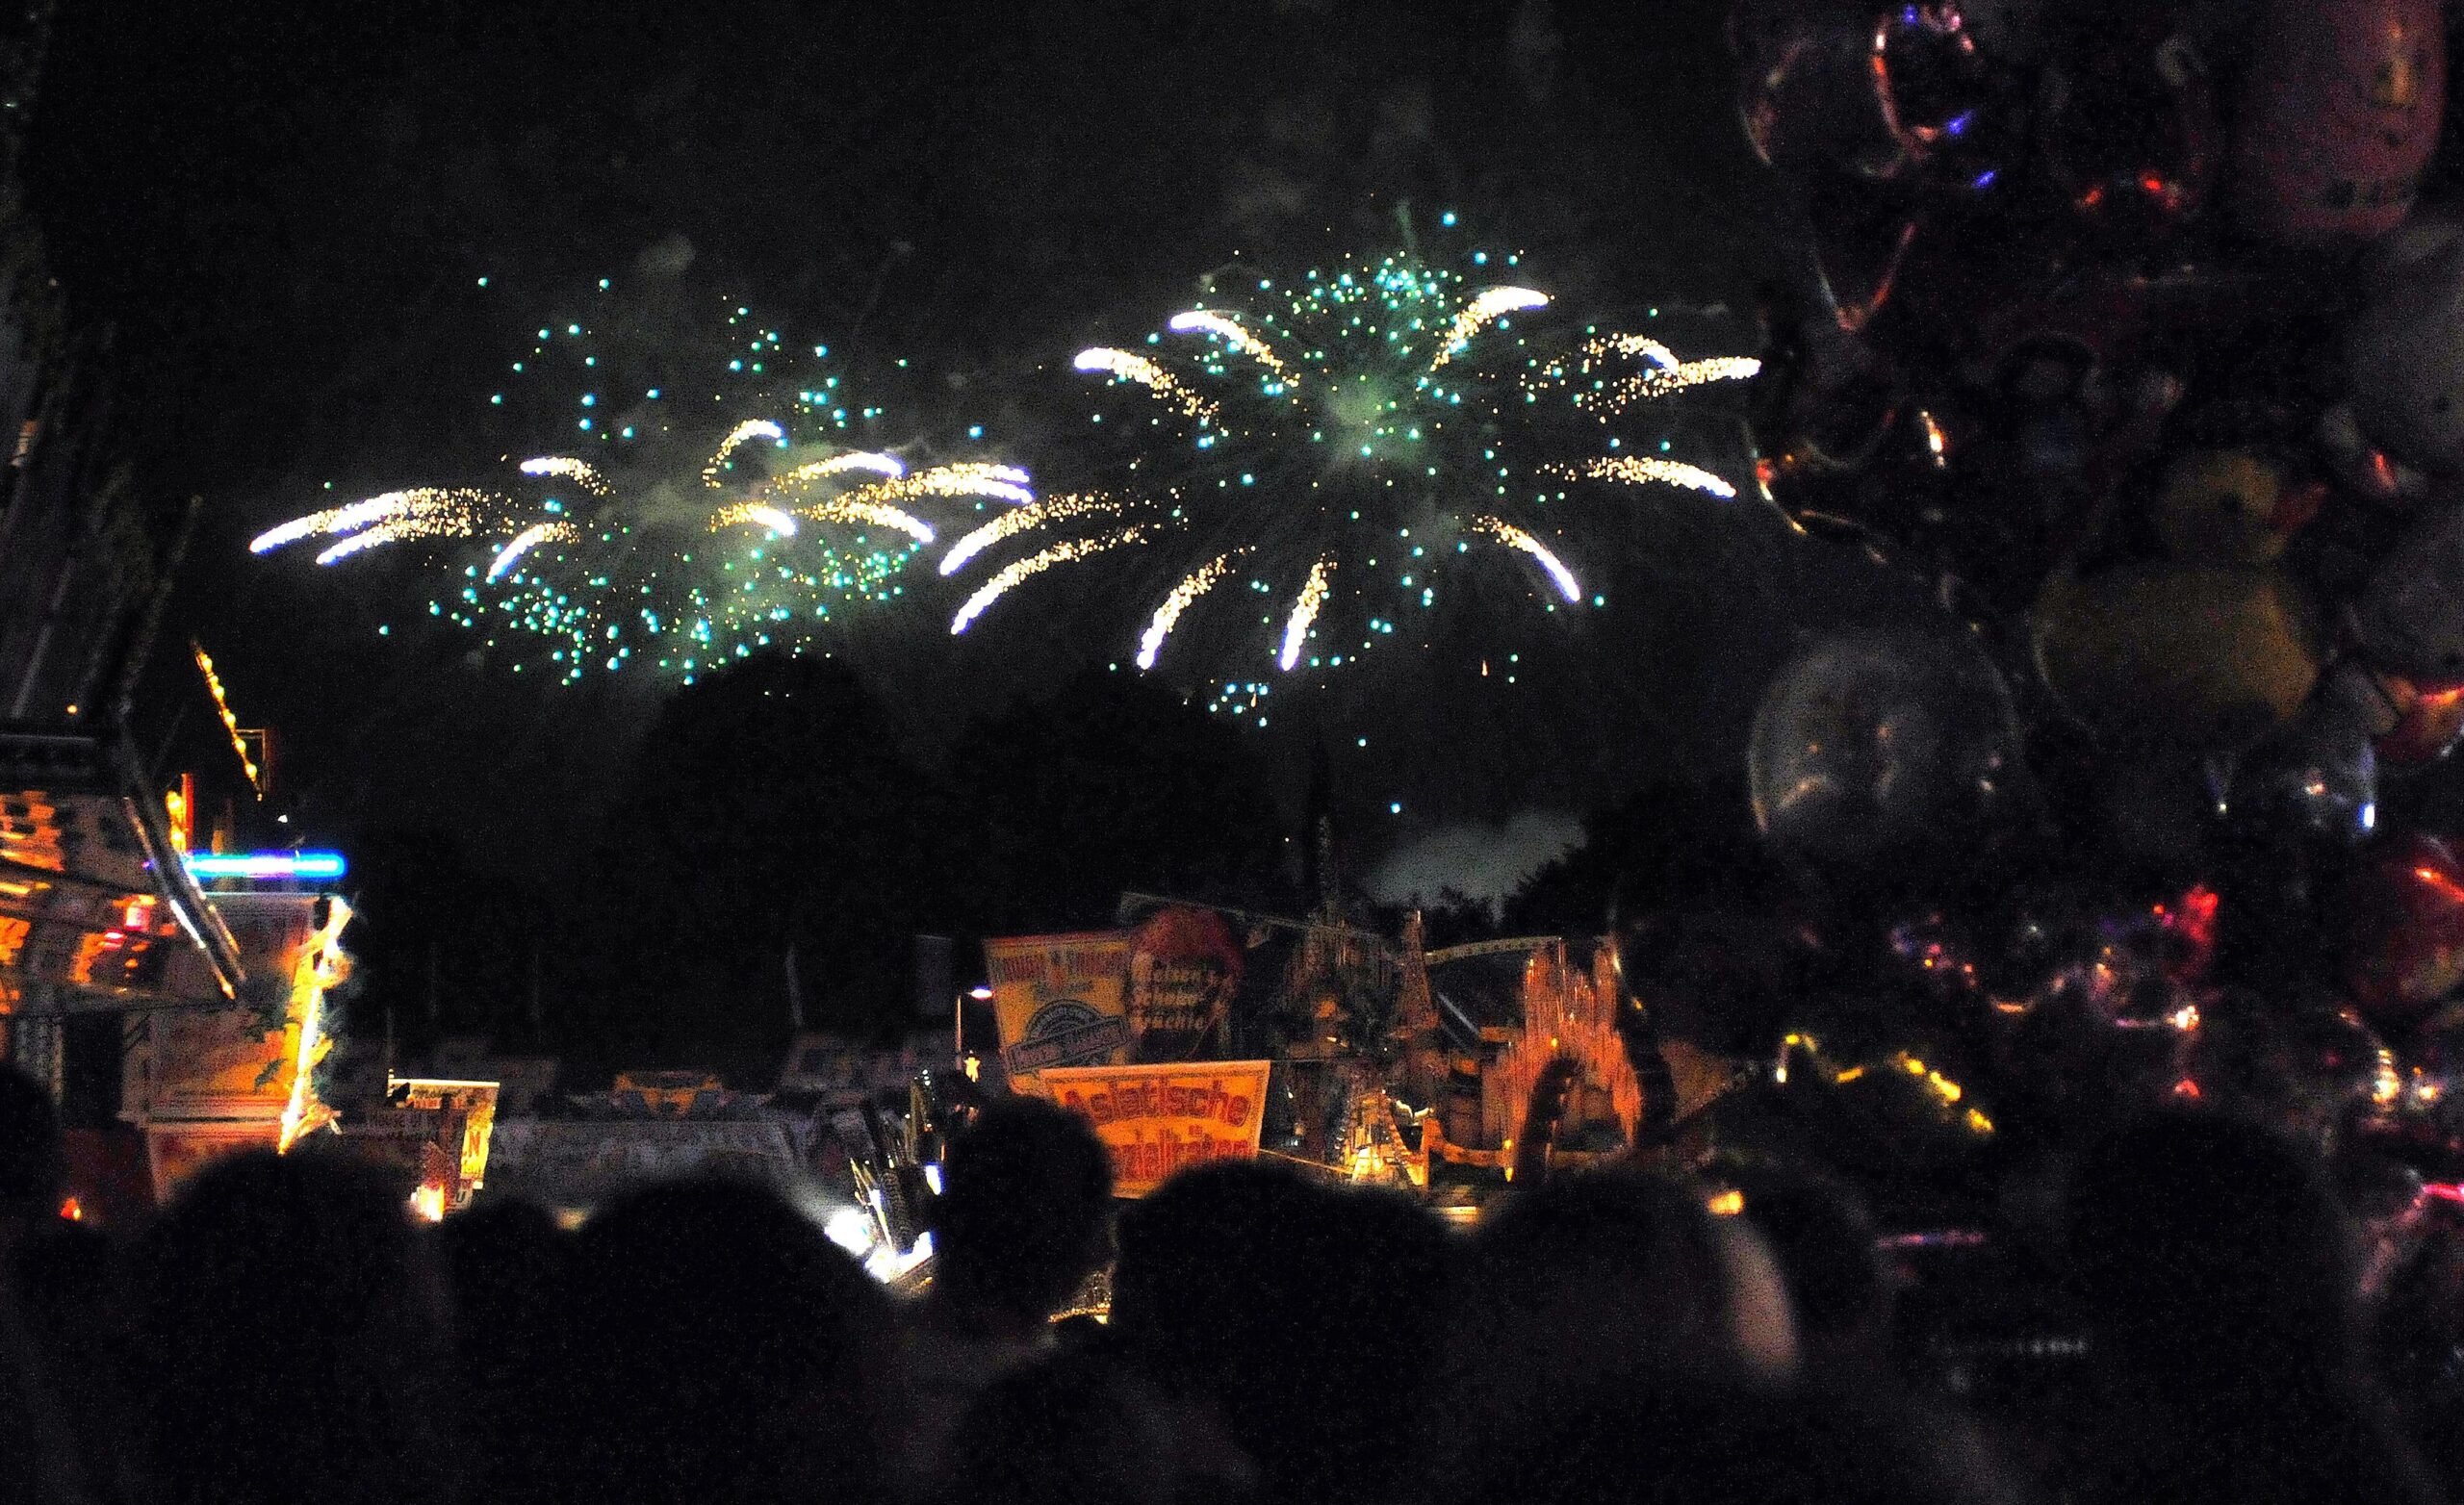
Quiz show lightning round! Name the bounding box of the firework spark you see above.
[516,456,613,495]
[703,420,788,486]
[1276,555,1337,671]
[251,488,502,556]
[1429,287,1549,370]
[1138,551,1243,670]
[485,522,578,583]
[1167,311,1292,382]
[1469,517,1580,602]
[951,525,1151,636]
[941,494,1128,576]
[1073,348,1220,424]
[1551,454,1739,499]
[776,451,907,489]
[797,498,936,545]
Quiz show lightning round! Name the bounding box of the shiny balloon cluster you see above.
[1712,0,2464,1202]
[1737,0,2464,876]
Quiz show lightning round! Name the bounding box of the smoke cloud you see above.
[1369,809,1583,911]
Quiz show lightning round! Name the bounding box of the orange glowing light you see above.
[57,1195,81,1221]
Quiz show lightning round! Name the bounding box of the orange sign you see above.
[985,931,1132,1092]
[1031,1060,1272,1197]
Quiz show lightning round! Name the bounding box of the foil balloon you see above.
[1747,632,2021,878]
[2172,990,2406,1157]
[2222,705,2381,847]
[2231,0,2445,244]
[2337,832,2464,1034]
[2031,562,2322,746]
[1732,0,1909,181]
[1872,2,2019,196]
[2400,1009,2464,1169]
[2321,659,2464,771]
[1954,0,2045,65]
[2345,204,2464,481]
[2353,505,2464,684]
[2037,14,2220,237]
[2150,449,2323,565]
[2380,676,2464,769]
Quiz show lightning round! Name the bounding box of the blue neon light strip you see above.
[182,851,347,881]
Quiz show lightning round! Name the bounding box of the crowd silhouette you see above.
[6,1065,2462,1505]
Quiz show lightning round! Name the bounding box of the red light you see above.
[57,1195,81,1222]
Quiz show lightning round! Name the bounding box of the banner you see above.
[985,931,1131,1092]
[1127,906,1244,1061]
[482,1119,801,1212]
[1032,1060,1272,1197]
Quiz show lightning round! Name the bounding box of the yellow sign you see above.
[1031,1060,1272,1198]
[985,931,1132,1092]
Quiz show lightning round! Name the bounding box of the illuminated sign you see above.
[182,852,346,881]
[1029,1059,1273,1197]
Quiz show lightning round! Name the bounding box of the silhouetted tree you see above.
[575,654,944,1061]
[948,667,1288,935]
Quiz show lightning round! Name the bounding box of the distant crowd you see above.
[1,1061,2453,1505]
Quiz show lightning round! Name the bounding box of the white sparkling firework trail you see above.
[1277,556,1336,671]
[799,499,934,544]
[940,494,1125,576]
[950,525,1150,635]
[1137,552,1240,671]
[1427,288,1549,370]
[1582,333,1679,370]
[1074,348,1221,424]
[1168,311,1292,381]
[1470,517,1581,602]
[1553,454,1739,499]
[317,520,444,566]
[835,464,1036,511]
[1575,356,1762,416]
[775,451,906,489]
[516,456,612,495]
[249,491,426,553]
[702,419,787,485]
[736,504,801,537]
[485,522,576,582]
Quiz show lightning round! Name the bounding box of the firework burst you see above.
[251,284,1032,684]
[944,233,1756,702]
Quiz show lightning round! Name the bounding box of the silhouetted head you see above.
[1113,1162,1453,1504]
[1726,1164,1889,1370]
[2067,1108,2359,1382]
[1449,1169,1797,1449]
[1453,1381,2018,1505]
[949,1345,1227,1505]
[0,1063,64,1247]
[930,1096,1114,1324]
[557,1178,891,1505]
[132,1148,454,1505]
[436,1199,569,1499]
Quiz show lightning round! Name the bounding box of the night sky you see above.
[21,0,1916,907]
